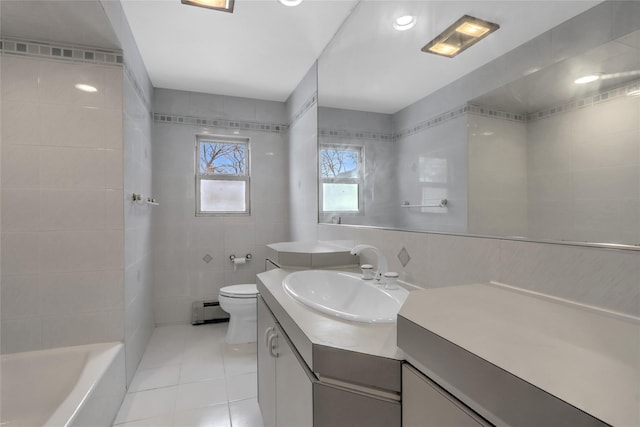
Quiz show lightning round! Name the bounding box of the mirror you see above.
[318,1,640,247]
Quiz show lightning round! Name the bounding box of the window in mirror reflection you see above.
[419,156,448,183]
[320,145,364,214]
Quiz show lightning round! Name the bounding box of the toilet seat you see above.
[219,284,258,299]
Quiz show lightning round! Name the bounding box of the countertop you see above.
[257,267,405,362]
[398,282,640,427]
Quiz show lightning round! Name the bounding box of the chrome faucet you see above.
[350,244,388,282]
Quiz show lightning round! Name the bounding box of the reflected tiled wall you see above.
[151,89,289,324]
[1,55,125,353]
[318,107,396,227]
[527,94,640,245]
[318,225,640,318]
[468,114,528,237]
[287,63,319,242]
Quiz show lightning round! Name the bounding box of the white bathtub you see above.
[1,342,125,427]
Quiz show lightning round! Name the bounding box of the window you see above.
[196,135,250,215]
[319,145,364,214]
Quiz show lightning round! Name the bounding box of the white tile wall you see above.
[527,95,640,245]
[151,89,289,325]
[395,116,469,233]
[287,63,320,242]
[123,72,154,385]
[318,224,640,318]
[0,55,125,353]
[468,114,528,237]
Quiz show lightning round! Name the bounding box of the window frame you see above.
[319,144,365,215]
[195,134,251,216]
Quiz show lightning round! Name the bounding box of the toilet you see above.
[218,284,258,344]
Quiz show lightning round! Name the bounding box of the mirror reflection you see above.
[318,1,640,247]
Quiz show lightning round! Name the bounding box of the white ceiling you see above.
[121,0,357,102]
[0,0,120,50]
[318,1,603,114]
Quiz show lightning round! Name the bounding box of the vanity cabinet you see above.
[258,296,313,427]
[402,364,489,427]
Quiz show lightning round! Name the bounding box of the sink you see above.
[282,270,409,323]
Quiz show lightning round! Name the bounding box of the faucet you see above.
[350,244,388,282]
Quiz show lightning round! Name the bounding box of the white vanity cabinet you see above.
[258,296,313,427]
[402,364,489,427]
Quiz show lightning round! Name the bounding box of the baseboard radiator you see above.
[191,300,230,325]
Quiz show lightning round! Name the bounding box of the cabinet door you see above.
[258,297,277,427]
[402,364,489,427]
[275,324,313,427]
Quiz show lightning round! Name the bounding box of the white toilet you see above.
[218,284,258,344]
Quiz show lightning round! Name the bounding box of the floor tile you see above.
[229,398,264,427]
[129,364,181,393]
[222,343,257,376]
[175,379,228,412]
[115,323,264,427]
[172,404,231,427]
[114,414,173,427]
[114,386,177,424]
[180,360,226,384]
[226,372,257,402]
[138,341,183,370]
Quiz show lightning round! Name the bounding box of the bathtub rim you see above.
[38,342,124,427]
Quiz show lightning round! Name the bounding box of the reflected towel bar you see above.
[401,199,448,208]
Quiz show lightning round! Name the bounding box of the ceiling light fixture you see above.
[628,89,640,97]
[393,15,417,31]
[422,15,499,58]
[181,0,234,13]
[75,83,98,93]
[574,74,601,84]
[278,0,303,6]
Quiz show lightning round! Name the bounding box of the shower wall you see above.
[1,53,125,353]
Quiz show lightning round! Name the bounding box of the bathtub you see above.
[1,342,125,427]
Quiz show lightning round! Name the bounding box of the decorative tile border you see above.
[395,105,469,139]
[153,113,288,134]
[124,63,152,114]
[467,104,527,122]
[289,91,317,127]
[0,37,123,66]
[526,79,640,122]
[319,128,394,142]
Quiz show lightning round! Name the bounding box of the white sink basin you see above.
[282,270,409,323]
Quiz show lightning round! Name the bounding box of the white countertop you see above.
[257,268,405,361]
[399,282,640,427]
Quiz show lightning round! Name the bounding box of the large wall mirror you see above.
[317,0,640,248]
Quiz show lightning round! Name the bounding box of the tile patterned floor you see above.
[114,323,264,427]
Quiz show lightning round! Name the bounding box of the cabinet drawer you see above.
[402,364,490,427]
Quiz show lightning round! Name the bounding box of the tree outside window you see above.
[319,145,364,214]
[196,136,250,215]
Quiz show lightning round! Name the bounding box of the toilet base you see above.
[225,315,257,344]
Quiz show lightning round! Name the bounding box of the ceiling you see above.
[120,0,357,102]
[1,0,606,111]
[472,29,640,113]
[0,0,120,49]
[318,1,603,114]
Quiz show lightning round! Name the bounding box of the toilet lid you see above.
[220,284,258,298]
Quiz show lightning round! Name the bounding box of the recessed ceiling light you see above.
[279,0,302,6]
[574,74,601,84]
[181,0,234,13]
[422,15,499,58]
[428,42,460,56]
[393,15,416,31]
[628,89,640,97]
[75,83,98,93]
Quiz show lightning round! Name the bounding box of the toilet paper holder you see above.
[229,254,252,263]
